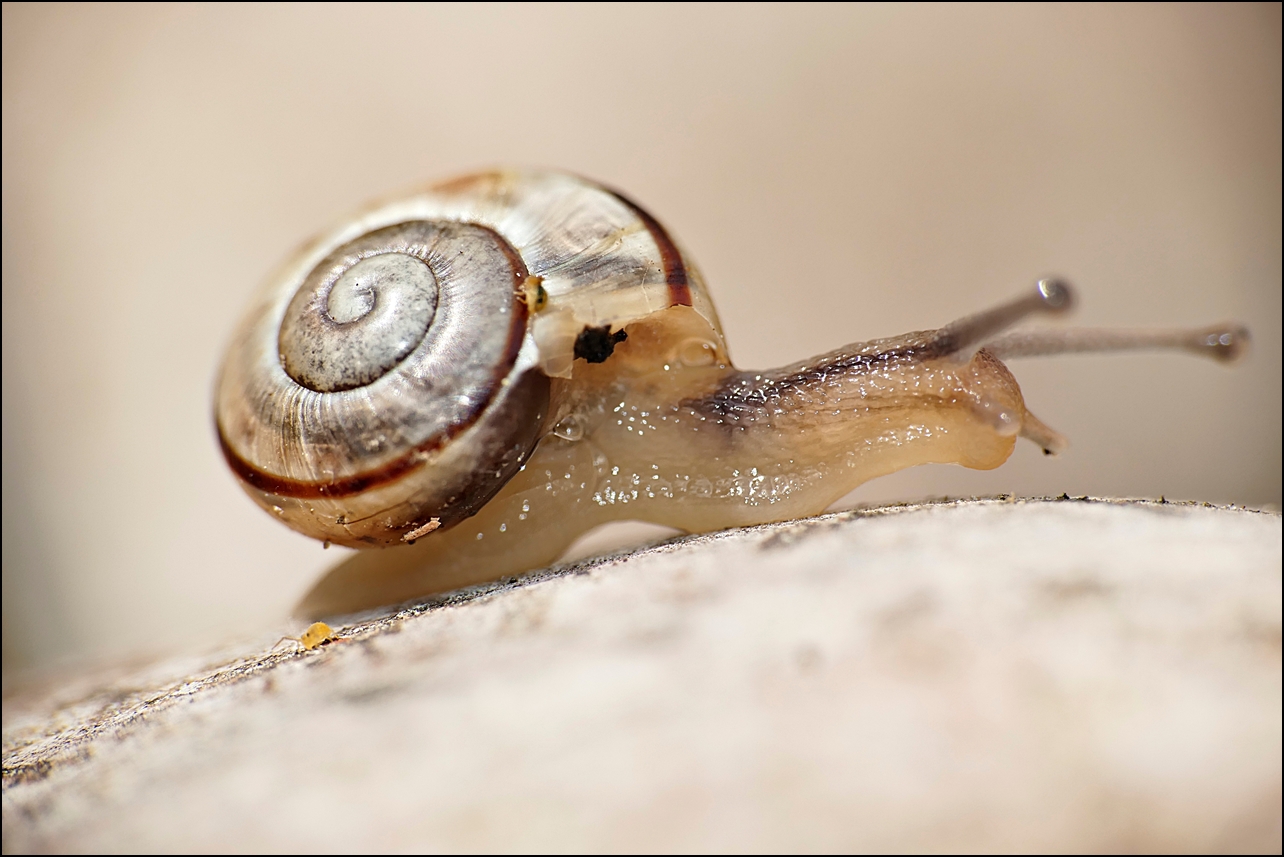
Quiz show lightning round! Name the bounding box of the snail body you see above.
[215,169,1247,617]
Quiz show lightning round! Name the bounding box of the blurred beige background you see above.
[3,4,1279,673]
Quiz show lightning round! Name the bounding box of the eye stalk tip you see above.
[1198,323,1250,363]
[1035,278,1075,313]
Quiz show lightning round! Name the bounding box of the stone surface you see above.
[3,498,1281,852]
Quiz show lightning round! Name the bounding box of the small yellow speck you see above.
[275,621,336,652]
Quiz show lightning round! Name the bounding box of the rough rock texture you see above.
[3,498,1281,852]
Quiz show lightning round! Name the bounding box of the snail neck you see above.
[573,332,1026,531]
[544,309,1032,534]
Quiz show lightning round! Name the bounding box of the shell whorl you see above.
[279,231,441,394]
[215,169,723,547]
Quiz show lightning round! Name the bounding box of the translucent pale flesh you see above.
[298,308,1031,617]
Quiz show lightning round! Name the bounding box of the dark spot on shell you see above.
[574,325,628,363]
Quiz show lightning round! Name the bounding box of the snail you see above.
[215,169,1248,618]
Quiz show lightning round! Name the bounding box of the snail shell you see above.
[216,171,723,547]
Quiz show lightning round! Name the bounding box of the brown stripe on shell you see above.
[217,426,430,499]
[219,222,531,500]
[600,186,693,308]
